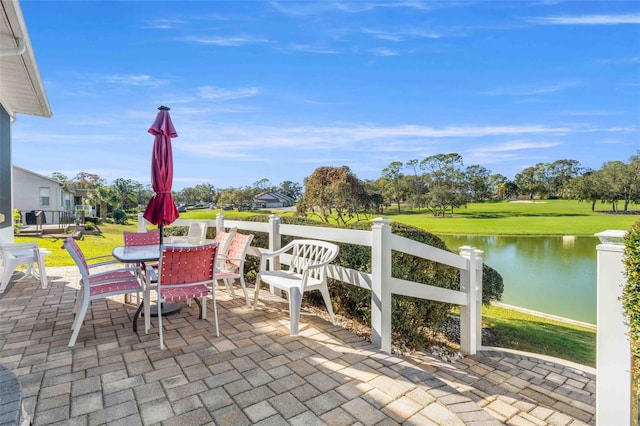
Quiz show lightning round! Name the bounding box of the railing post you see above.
[595,230,633,425]
[267,214,283,296]
[137,213,146,232]
[216,213,225,234]
[371,217,392,353]
[459,246,483,355]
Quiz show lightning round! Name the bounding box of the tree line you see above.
[50,150,639,221]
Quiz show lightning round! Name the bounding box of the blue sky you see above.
[12,1,640,190]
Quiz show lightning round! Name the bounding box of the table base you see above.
[143,302,182,317]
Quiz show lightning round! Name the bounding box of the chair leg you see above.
[72,289,84,317]
[158,298,164,350]
[0,265,15,293]
[36,254,48,289]
[212,290,219,337]
[225,278,236,298]
[319,286,337,325]
[288,287,302,337]
[69,302,89,347]
[252,277,262,310]
[239,276,250,307]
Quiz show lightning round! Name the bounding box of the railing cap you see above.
[595,230,626,245]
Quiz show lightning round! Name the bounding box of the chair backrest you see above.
[187,222,208,239]
[213,227,237,256]
[62,237,90,278]
[158,243,218,287]
[0,243,39,262]
[225,233,254,269]
[124,230,160,246]
[285,239,340,283]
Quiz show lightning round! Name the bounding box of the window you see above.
[40,187,50,207]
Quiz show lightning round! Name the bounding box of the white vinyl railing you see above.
[594,230,634,425]
[138,213,484,354]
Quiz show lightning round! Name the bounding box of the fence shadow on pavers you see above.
[404,347,596,425]
[0,266,596,426]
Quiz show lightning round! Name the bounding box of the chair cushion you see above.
[90,279,141,296]
[161,284,210,302]
[89,270,136,284]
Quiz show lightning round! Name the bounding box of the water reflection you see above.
[438,235,598,324]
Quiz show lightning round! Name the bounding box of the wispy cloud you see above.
[271,1,433,15]
[174,124,573,158]
[291,44,341,54]
[370,47,401,56]
[473,140,562,153]
[185,36,270,46]
[143,18,186,30]
[104,74,168,87]
[336,1,434,13]
[362,28,443,41]
[197,86,260,100]
[596,56,640,65]
[560,110,622,116]
[481,81,579,96]
[529,14,640,25]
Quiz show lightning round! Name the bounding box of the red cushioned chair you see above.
[155,243,219,349]
[62,237,143,347]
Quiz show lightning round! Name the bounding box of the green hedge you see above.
[223,214,504,348]
[623,219,640,383]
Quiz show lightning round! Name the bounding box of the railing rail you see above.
[139,212,484,354]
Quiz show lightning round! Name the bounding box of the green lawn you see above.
[384,199,639,235]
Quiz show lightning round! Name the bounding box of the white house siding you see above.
[13,166,64,224]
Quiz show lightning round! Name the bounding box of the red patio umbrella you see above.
[143,106,179,244]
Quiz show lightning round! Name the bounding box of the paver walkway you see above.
[0,267,596,425]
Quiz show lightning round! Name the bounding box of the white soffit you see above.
[0,0,52,118]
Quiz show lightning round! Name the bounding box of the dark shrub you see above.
[112,209,127,225]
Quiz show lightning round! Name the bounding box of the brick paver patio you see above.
[0,267,596,425]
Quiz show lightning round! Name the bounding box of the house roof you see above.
[0,0,52,118]
[13,165,62,187]
[254,192,295,204]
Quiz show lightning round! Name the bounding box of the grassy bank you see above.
[481,305,595,367]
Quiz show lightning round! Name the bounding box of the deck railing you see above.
[138,213,484,355]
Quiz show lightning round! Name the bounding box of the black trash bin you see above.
[25,211,36,225]
[36,210,46,224]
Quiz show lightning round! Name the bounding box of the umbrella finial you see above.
[158,105,170,111]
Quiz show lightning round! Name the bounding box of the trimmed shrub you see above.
[112,209,127,225]
[623,219,640,383]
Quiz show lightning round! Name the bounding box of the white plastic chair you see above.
[252,239,339,336]
[167,221,209,243]
[0,243,49,293]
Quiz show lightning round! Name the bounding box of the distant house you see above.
[13,166,73,224]
[254,192,295,208]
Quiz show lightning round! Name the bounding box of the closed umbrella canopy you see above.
[143,106,179,238]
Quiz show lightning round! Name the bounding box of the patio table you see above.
[112,241,213,332]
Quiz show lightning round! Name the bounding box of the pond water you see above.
[437,235,598,325]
